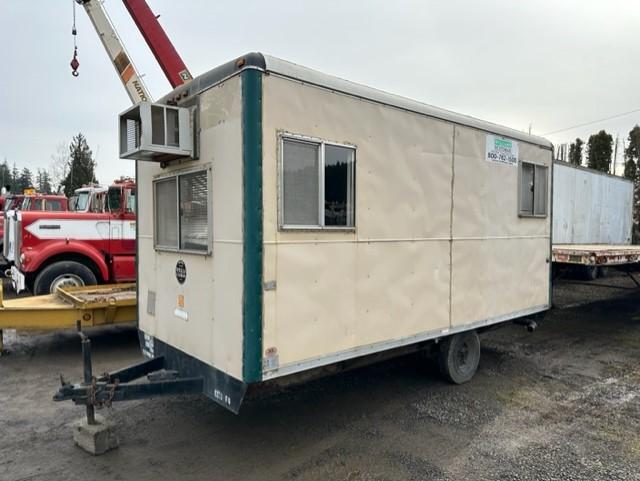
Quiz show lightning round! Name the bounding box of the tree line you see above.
[2,133,98,198]
[563,125,640,242]
[0,163,53,195]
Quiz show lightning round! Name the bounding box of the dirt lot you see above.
[1,272,639,481]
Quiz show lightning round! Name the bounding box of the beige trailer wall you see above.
[138,76,244,380]
[261,74,551,376]
[451,128,551,325]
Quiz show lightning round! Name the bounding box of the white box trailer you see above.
[58,53,554,413]
[551,162,640,276]
[552,161,633,245]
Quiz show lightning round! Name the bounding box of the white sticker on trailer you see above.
[485,135,519,166]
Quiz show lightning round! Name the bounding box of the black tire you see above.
[437,331,481,384]
[33,261,97,295]
[583,265,599,281]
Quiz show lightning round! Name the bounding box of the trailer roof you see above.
[553,160,633,184]
[163,52,552,149]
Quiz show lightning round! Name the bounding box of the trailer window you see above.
[179,171,209,251]
[155,178,178,248]
[281,136,355,229]
[519,162,548,217]
[154,169,210,253]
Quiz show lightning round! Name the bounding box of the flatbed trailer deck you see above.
[0,283,136,353]
[552,244,640,266]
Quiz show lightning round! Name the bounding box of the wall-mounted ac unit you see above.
[119,102,192,162]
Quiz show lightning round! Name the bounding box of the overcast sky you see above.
[1,0,639,184]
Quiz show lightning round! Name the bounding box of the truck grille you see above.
[2,216,8,258]
[13,218,21,268]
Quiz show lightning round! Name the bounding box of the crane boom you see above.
[121,0,192,88]
[76,0,192,103]
[76,0,151,103]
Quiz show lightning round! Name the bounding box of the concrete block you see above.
[73,414,119,455]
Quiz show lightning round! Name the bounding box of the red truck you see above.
[7,180,136,294]
[1,193,68,257]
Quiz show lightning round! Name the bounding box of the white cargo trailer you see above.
[553,161,633,245]
[60,53,555,413]
[551,161,640,277]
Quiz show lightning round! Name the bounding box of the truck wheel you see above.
[33,261,97,295]
[437,330,481,384]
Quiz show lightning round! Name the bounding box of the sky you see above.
[1,0,640,184]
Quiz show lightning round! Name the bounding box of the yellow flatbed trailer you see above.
[0,283,136,353]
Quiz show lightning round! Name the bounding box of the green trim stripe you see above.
[241,69,263,383]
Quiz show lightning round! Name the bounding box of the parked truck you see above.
[1,193,68,260]
[3,186,107,266]
[7,180,136,294]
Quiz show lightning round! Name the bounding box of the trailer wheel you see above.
[437,331,481,384]
[583,265,599,281]
[33,261,97,295]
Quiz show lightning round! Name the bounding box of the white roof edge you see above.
[261,54,552,149]
[553,160,633,184]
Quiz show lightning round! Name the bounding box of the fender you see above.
[20,240,109,282]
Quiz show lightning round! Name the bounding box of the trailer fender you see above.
[20,241,110,282]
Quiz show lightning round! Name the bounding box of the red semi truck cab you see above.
[9,181,136,294]
[1,193,68,257]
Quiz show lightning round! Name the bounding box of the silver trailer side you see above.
[552,161,633,245]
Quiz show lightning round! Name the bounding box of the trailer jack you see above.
[53,322,203,454]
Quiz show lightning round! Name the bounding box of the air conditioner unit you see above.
[119,102,192,162]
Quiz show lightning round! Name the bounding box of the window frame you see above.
[153,166,212,255]
[518,160,548,218]
[278,133,356,231]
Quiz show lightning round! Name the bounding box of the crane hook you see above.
[70,0,79,76]
[70,47,80,77]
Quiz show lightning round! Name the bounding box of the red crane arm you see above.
[122,0,193,88]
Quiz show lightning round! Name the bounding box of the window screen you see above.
[533,165,548,216]
[179,171,209,251]
[282,139,319,226]
[281,136,356,229]
[155,178,178,248]
[519,162,548,217]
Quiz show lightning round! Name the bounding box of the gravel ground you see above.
[0,271,639,481]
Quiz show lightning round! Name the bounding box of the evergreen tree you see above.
[624,125,640,242]
[61,133,98,197]
[36,169,43,192]
[0,160,11,192]
[587,130,613,173]
[18,167,33,192]
[568,138,583,166]
[41,171,53,194]
[10,163,19,193]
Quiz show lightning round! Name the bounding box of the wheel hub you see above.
[50,274,85,293]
